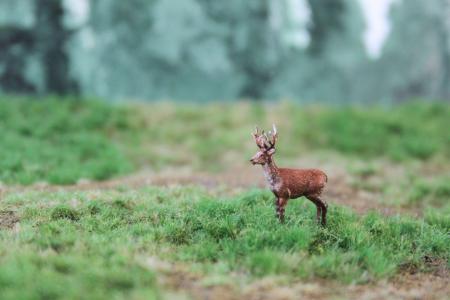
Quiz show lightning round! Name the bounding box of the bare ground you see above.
[145,255,449,300]
[0,210,19,230]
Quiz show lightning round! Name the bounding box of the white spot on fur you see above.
[263,165,282,192]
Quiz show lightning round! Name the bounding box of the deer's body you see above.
[251,125,328,225]
[264,165,327,199]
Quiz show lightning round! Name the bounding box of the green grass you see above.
[1,187,448,299]
[294,103,450,161]
[407,176,450,206]
[0,98,448,299]
[0,97,449,185]
[0,98,132,184]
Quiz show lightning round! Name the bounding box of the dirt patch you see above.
[142,256,449,300]
[353,273,449,300]
[0,210,19,230]
[163,273,239,300]
[158,267,449,300]
[142,256,241,300]
[238,272,449,300]
[400,256,450,278]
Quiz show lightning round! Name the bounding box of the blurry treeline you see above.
[0,0,449,102]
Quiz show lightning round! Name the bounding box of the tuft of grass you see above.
[424,206,450,231]
[51,205,80,221]
[246,251,288,276]
[407,177,450,206]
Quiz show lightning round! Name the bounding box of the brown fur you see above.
[250,125,328,225]
[277,168,327,199]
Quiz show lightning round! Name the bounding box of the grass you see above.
[294,103,450,161]
[0,97,448,298]
[0,98,132,184]
[0,187,448,299]
[407,176,450,206]
[0,97,449,185]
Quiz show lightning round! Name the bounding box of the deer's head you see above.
[250,124,278,165]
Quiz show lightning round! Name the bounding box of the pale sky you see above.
[359,0,396,58]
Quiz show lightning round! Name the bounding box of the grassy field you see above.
[0,97,448,185]
[0,98,449,299]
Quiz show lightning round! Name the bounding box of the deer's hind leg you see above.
[306,195,327,226]
[321,198,328,225]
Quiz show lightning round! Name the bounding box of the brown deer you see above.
[250,125,328,225]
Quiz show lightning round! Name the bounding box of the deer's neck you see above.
[262,159,281,191]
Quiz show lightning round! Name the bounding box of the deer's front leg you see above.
[275,197,288,223]
[274,197,280,220]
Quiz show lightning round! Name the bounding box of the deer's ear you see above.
[267,148,276,156]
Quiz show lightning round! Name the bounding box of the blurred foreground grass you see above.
[0,97,449,185]
[0,187,448,299]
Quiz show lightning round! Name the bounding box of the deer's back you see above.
[278,168,327,198]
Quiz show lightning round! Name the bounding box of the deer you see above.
[250,124,328,226]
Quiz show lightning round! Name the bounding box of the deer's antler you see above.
[269,124,278,147]
[253,126,267,149]
[253,124,278,150]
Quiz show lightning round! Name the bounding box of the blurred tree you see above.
[198,0,286,99]
[0,0,78,95]
[0,26,36,93]
[268,0,367,103]
[3,0,448,102]
[34,0,78,95]
[82,0,240,101]
[436,0,450,99]
[377,0,450,101]
[81,0,289,100]
[307,0,345,55]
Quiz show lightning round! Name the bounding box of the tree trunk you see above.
[34,0,78,95]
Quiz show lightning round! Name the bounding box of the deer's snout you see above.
[250,153,262,165]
